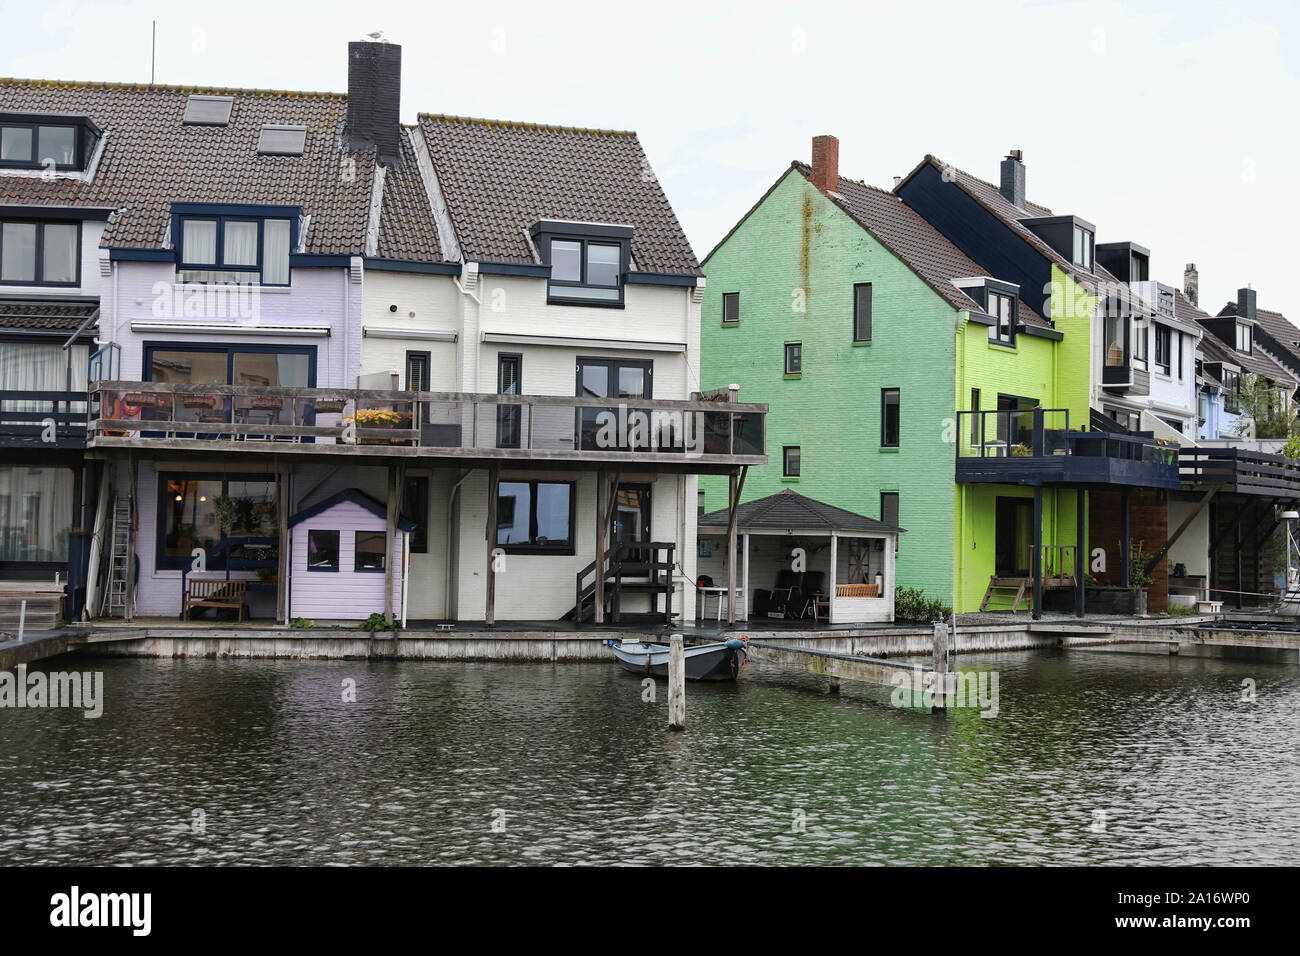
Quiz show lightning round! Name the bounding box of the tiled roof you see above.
[1174,290,1209,323]
[794,162,1050,327]
[896,155,1096,289]
[375,127,441,261]
[0,298,98,331]
[418,114,699,274]
[698,488,904,535]
[1196,317,1297,386]
[0,78,377,255]
[1219,301,1300,366]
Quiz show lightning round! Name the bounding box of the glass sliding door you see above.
[575,357,652,451]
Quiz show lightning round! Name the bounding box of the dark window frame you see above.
[405,350,431,391]
[0,219,81,287]
[542,234,628,308]
[353,530,387,573]
[853,282,872,342]
[404,475,429,553]
[987,290,1016,345]
[784,341,802,375]
[495,480,577,555]
[171,204,299,287]
[722,291,740,325]
[880,491,899,528]
[783,445,801,477]
[306,529,340,572]
[1236,322,1253,354]
[496,352,523,449]
[154,471,278,571]
[1154,324,1172,375]
[881,387,900,448]
[0,120,84,171]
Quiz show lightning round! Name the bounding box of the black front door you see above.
[995,496,1033,577]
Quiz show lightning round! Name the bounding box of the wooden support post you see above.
[667,633,686,731]
[1031,486,1043,620]
[931,620,950,712]
[125,452,137,623]
[1235,501,1244,610]
[277,463,291,625]
[485,466,499,627]
[1121,487,1131,587]
[1075,488,1086,618]
[594,471,606,625]
[384,464,398,625]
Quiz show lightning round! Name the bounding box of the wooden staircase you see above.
[569,542,677,624]
[980,577,1030,613]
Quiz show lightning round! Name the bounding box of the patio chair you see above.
[754,569,802,617]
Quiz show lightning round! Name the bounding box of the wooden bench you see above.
[835,583,880,598]
[183,579,248,622]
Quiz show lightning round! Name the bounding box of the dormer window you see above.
[1072,225,1093,270]
[172,203,298,286]
[0,114,96,172]
[988,291,1016,345]
[1235,322,1252,354]
[531,220,631,308]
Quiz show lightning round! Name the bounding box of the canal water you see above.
[1,648,1298,865]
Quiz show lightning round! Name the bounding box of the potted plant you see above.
[182,393,220,410]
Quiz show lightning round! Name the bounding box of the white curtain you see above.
[0,465,75,562]
[224,221,259,267]
[262,219,291,284]
[0,342,87,417]
[183,220,217,265]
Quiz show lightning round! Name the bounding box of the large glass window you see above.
[0,221,78,285]
[0,340,89,420]
[1072,225,1093,269]
[157,473,276,570]
[546,236,625,305]
[496,480,575,554]
[0,465,74,565]
[144,344,314,428]
[177,213,293,286]
[1103,312,1125,367]
[306,530,339,571]
[576,356,652,451]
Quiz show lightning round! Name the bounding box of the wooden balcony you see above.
[1180,446,1300,497]
[956,408,1180,489]
[1,390,88,449]
[85,382,767,473]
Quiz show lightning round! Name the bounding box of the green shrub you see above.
[894,586,952,623]
[362,611,398,632]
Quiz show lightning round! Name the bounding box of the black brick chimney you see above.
[346,41,403,167]
[999,149,1025,209]
[1238,286,1257,321]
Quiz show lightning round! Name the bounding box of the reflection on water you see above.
[1,649,1297,865]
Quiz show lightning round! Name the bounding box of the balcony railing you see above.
[956,408,1180,488]
[86,382,767,465]
[1180,446,1300,496]
[0,390,89,448]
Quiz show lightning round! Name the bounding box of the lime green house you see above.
[699,137,1168,616]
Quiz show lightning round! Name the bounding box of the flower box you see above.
[182,395,220,410]
[314,399,346,414]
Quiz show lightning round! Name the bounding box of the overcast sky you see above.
[2,0,1296,318]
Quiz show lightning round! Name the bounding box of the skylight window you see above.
[182,95,234,126]
[258,125,307,156]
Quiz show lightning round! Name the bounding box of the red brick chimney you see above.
[811,135,839,195]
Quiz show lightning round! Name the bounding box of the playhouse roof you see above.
[698,489,904,536]
[288,488,414,531]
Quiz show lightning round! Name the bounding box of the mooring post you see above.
[931,620,950,712]
[668,633,686,731]
[17,599,26,643]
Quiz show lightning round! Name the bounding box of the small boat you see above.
[608,638,747,682]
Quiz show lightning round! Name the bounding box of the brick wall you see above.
[1089,488,1168,612]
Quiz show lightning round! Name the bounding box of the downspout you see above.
[445,469,474,619]
[955,310,967,615]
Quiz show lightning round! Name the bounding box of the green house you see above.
[699,136,1104,615]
